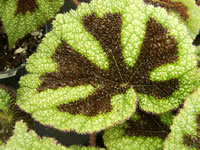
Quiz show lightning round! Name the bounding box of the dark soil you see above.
[0,23,44,72]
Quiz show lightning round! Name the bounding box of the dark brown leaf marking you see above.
[130,18,179,99]
[16,0,38,15]
[38,41,126,116]
[38,13,179,116]
[125,109,170,139]
[144,0,189,20]
[83,14,179,99]
[183,114,200,149]
[196,0,200,6]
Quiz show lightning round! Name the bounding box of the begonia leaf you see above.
[0,121,70,150]
[17,0,197,134]
[164,88,200,150]
[0,85,12,113]
[0,121,104,149]
[0,84,34,144]
[0,0,64,48]
[144,0,200,39]
[103,109,170,150]
[160,111,175,126]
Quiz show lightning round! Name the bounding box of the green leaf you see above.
[0,87,11,113]
[160,111,175,126]
[0,0,6,17]
[0,0,64,48]
[17,0,197,134]
[144,0,200,39]
[163,88,200,150]
[0,121,70,150]
[0,120,104,149]
[0,84,34,144]
[171,0,200,39]
[103,109,170,150]
[0,84,15,144]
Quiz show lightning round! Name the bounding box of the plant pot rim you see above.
[0,24,48,80]
[0,63,25,79]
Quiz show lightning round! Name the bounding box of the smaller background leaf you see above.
[0,121,69,150]
[103,109,169,150]
[164,87,200,150]
[0,88,11,113]
[1,0,64,48]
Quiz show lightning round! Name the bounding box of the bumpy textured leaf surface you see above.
[164,88,200,150]
[143,0,200,39]
[173,0,200,39]
[0,0,6,17]
[160,111,174,126]
[0,0,64,48]
[0,86,12,113]
[17,0,197,134]
[0,84,34,144]
[0,84,16,144]
[0,121,70,150]
[103,109,170,150]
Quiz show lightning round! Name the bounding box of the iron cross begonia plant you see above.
[0,0,200,149]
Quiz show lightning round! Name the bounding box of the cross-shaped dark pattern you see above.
[38,13,179,116]
[183,114,200,149]
[16,0,38,15]
[144,0,189,20]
